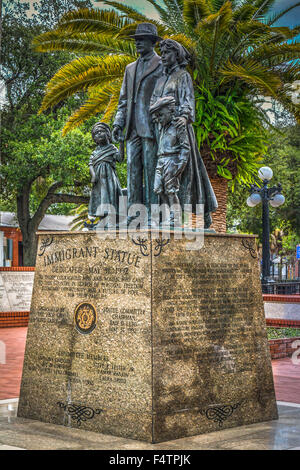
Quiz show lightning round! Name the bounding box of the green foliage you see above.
[32,0,300,184]
[69,204,93,230]
[1,0,93,119]
[281,229,299,257]
[226,125,300,250]
[194,84,266,184]
[267,327,300,340]
[1,109,92,207]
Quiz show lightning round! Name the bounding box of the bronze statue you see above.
[151,38,218,228]
[112,23,163,224]
[88,122,123,222]
[150,96,190,226]
[90,33,217,230]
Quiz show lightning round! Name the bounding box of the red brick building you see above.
[0,212,74,267]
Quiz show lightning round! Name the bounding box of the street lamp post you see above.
[247,166,285,288]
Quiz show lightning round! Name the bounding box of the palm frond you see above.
[275,62,300,84]
[102,93,120,122]
[271,26,299,38]
[103,0,157,23]
[33,30,137,56]
[210,0,233,13]
[167,33,197,52]
[220,60,282,96]
[250,42,300,65]
[196,1,233,34]
[183,0,212,29]
[235,19,271,38]
[160,0,185,31]
[39,55,132,113]
[62,80,122,135]
[69,203,89,231]
[56,8,133,34]
[267,2,300,26]
[232,3,257,23]
[272,87,300,123]
[117,21,171,40]
[144,0,169,22]
[252,0,277,20]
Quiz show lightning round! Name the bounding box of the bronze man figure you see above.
[112,23,163,224]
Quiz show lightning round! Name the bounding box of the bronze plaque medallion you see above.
[74,302,97,335]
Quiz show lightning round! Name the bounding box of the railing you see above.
[262,280,300,295]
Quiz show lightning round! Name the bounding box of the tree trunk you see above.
[210,177,228,233]
[22,232,38,267]
[16,182,90,266]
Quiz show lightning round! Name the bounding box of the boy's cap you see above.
[149,96,176,114]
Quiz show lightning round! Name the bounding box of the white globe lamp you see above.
[247,196,256,207]
[249,193,262,206]
[270,194,285,207]
[258,166,273,181]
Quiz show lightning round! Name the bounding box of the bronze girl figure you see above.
[88,122,123,221]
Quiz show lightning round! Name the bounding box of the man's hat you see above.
[130,23,162,41]
[149,96,176,115]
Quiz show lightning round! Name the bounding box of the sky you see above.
[16,0,300,26]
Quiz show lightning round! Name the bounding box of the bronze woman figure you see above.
[151,39,218,228]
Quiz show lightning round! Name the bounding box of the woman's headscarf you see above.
[159,39,191,68]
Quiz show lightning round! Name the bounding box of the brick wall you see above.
[269,337,300,360]
[0,312,30,328]
[266,319,300,328]
[0,267,35,272]
[263,294,300,303]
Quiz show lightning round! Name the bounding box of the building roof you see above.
[0,212,75,231]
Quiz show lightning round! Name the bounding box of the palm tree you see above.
[33,0,300,231]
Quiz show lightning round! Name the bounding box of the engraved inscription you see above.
[155,261,256,373]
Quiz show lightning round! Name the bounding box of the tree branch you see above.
[51,193,90,204]
[29,181,67,231]
[29,182,89,234]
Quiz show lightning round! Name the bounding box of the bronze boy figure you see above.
[88,122,123,222]
[150,96,190,226]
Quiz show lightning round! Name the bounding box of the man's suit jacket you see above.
[114,52,163,140]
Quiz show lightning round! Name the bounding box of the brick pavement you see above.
[272,357,300,404]
[0,327,299,404]
[0,328,27,400]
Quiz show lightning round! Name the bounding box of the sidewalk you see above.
[0,327,27,400]
[0,400,299,450]
[1,327,299,404]
[0,327,300,450]
[272,358,300,404]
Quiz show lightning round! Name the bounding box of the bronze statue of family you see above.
[88,23,218,229]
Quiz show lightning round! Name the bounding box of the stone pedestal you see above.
[18,231,278,443]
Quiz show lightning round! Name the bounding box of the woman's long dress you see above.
[88,143,123,217]
[151,66,218,228]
